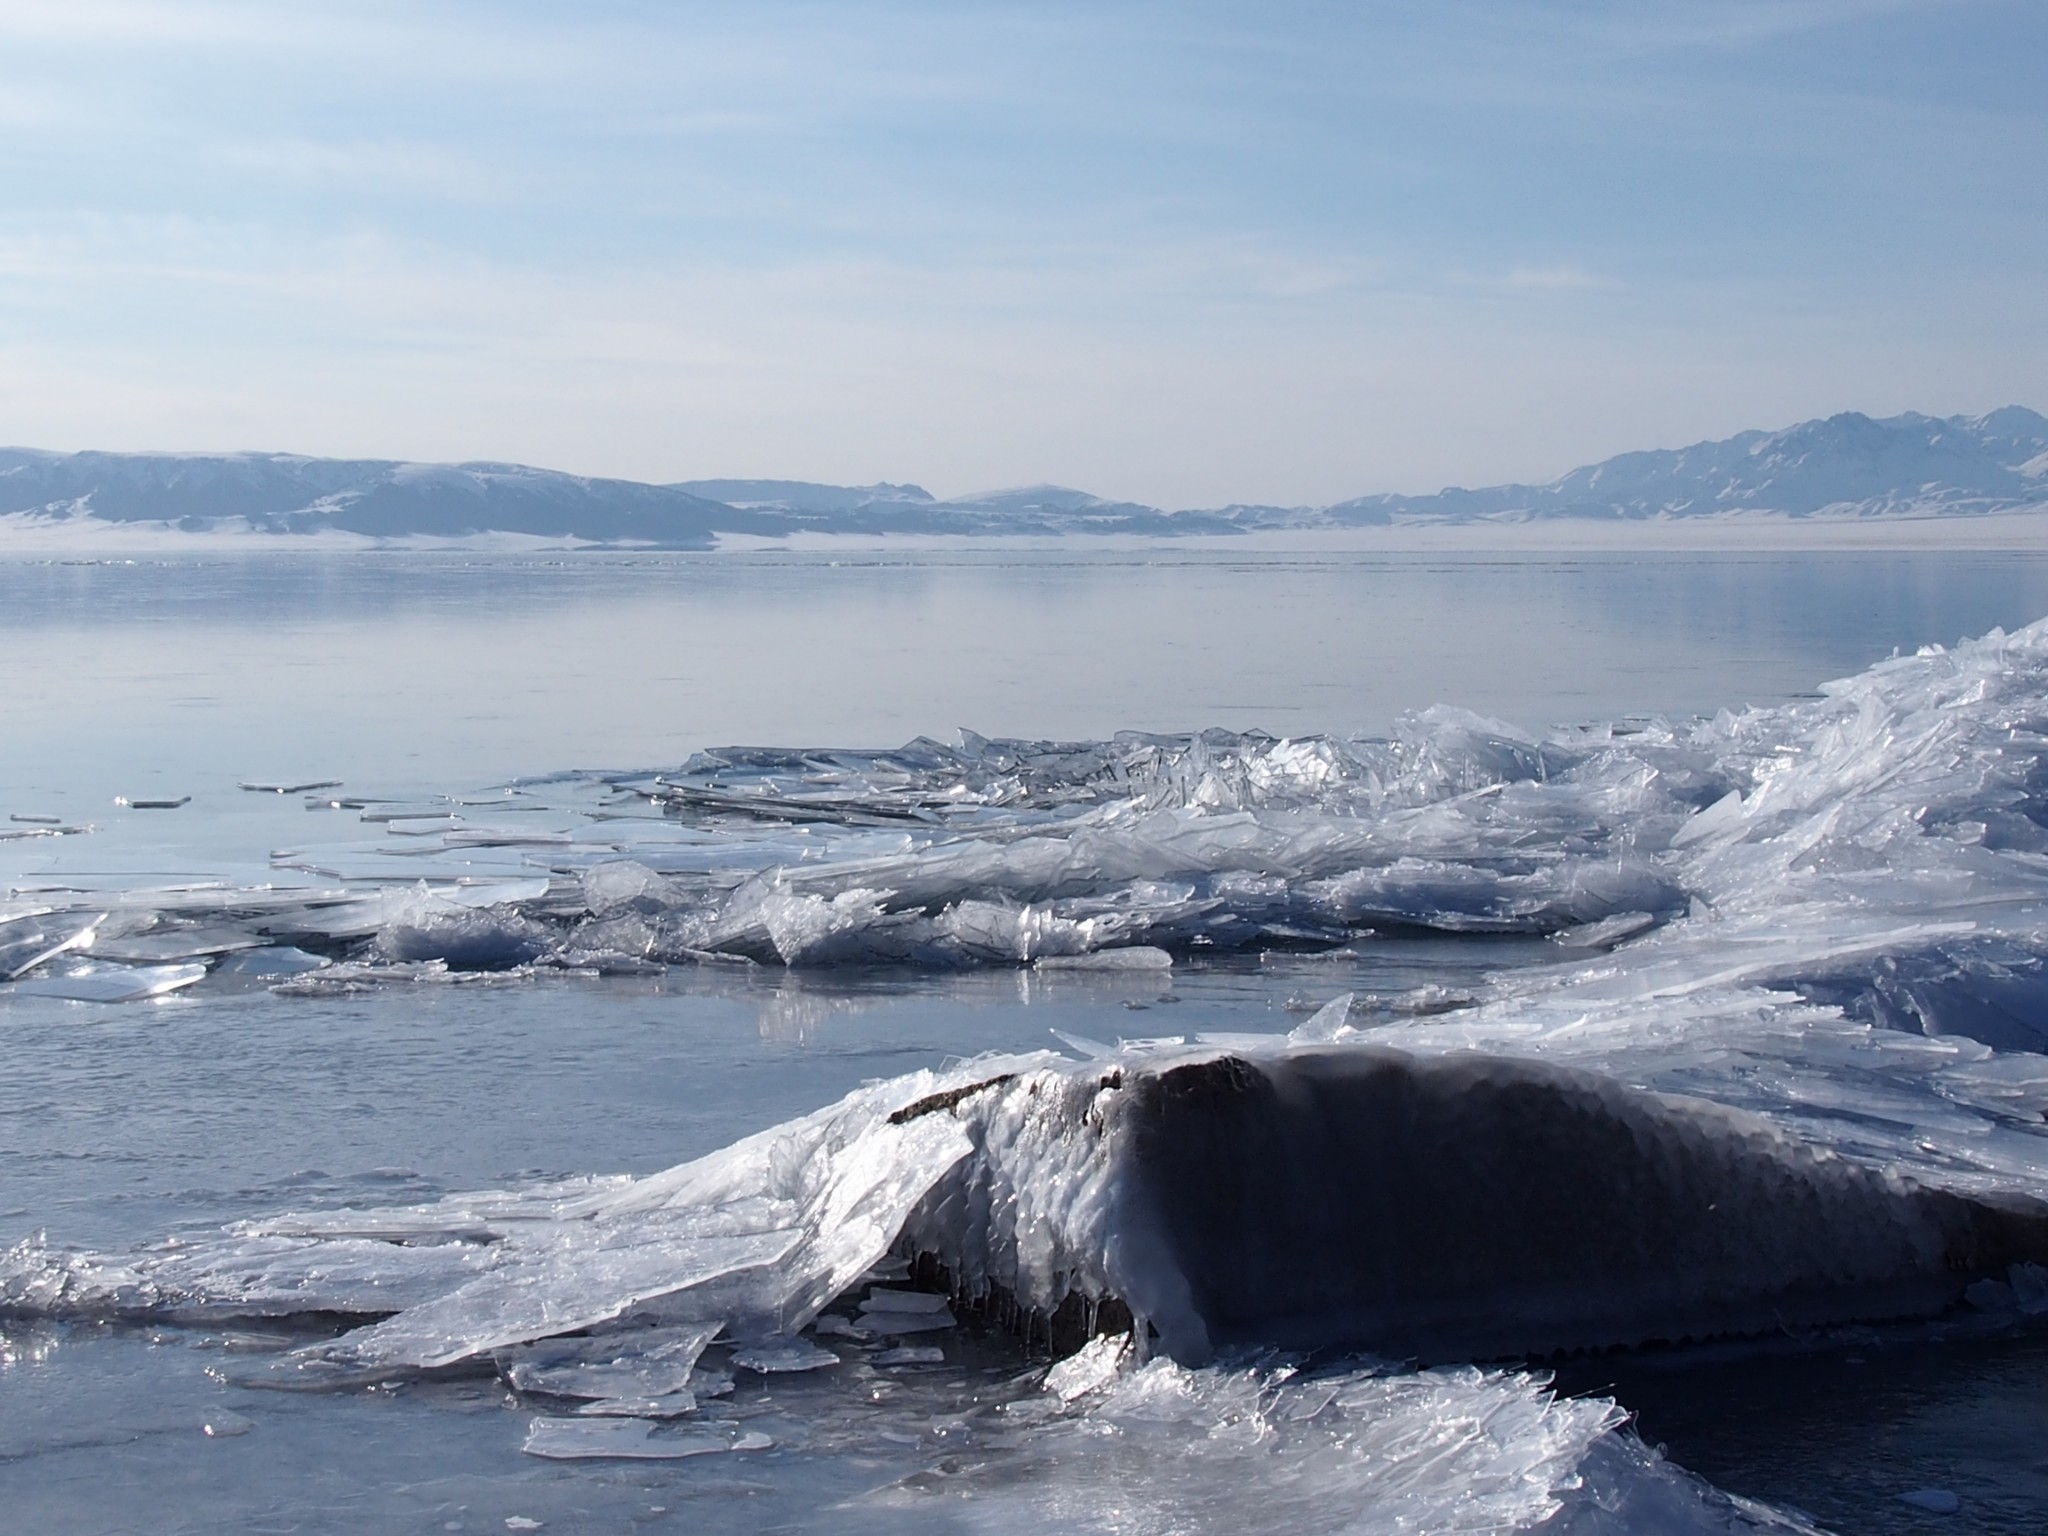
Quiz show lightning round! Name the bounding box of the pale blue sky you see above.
[0,0,2042,505]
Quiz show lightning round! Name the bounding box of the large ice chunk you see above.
[0,909,104,980]
[372,882,548,968]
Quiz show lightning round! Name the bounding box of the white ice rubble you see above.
[15,616,2048,1017]
[11,631,2048,1326]
[13,623,2048,1528]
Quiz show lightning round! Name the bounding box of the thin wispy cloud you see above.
[0,0,2040,502]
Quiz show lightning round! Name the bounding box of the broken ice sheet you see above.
[0,909,104,980]
[1287,992,1358,1044]
[214,946,329,978]
[1033,946,1174,971]
[90,925,267,963]
[374,886,549,969]
[318,1221,804,1370]
[11,961,207,1003]
[852,1357,1655,1536]
[382,816,464,837]
[0,820,91,840]
[498,1324,716,1401]
[871,1345,945,1367]
[731,1338,840,1373]
[580,859,681,915]
[858,1287,950,1315]
[573,1393,697,1418]
[858,1312,955,1336]
[358,802,465,824]
[1550,910,1660,951]
[856,1291,957,1334]
[521,1416,764,1460]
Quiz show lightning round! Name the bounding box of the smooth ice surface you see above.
[11,547,2048,818]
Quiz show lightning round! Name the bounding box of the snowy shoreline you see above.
[7,504,2048,556]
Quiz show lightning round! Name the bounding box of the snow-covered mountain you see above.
[2,407,2043,546]
[1325,407,2048,524]
[0,450,766,547]
[671,479,935,514]
[675,479,1241,535]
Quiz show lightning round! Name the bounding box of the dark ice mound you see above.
[7,1038,2045,1394]
[1096,1047,2048,1362]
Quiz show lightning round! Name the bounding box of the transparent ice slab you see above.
[9,960,207,1003]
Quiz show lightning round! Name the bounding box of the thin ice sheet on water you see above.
[573,1392,699,1417]
[854,1307,954,1335]
[0,909,103,980]
[0,1058,1008,1375]
[521,1416,769,1461]
[90,925,268,963]
[870,1344,945,1366]
[732,1338,840,1373]
[498,1323,717,1400]
[9,961,207,1003]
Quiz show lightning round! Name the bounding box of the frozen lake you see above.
[6,545,2048,1535]
[13,544,2048,803]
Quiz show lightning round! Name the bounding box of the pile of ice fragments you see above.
[3,1022,2041,1523]
[8,619,2048,1036]
[13,623,2048,1527]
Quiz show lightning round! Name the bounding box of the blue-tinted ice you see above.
[12,620,2048,1530]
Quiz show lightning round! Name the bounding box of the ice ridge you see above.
[17,620,2048,1037]
[7,1037,2044,1374]
[15,625,2048,1371]
[18,626,2048,1531]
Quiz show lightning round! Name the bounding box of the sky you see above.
[0,0,2043,507]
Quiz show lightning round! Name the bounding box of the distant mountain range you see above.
[3,407,2043,547]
